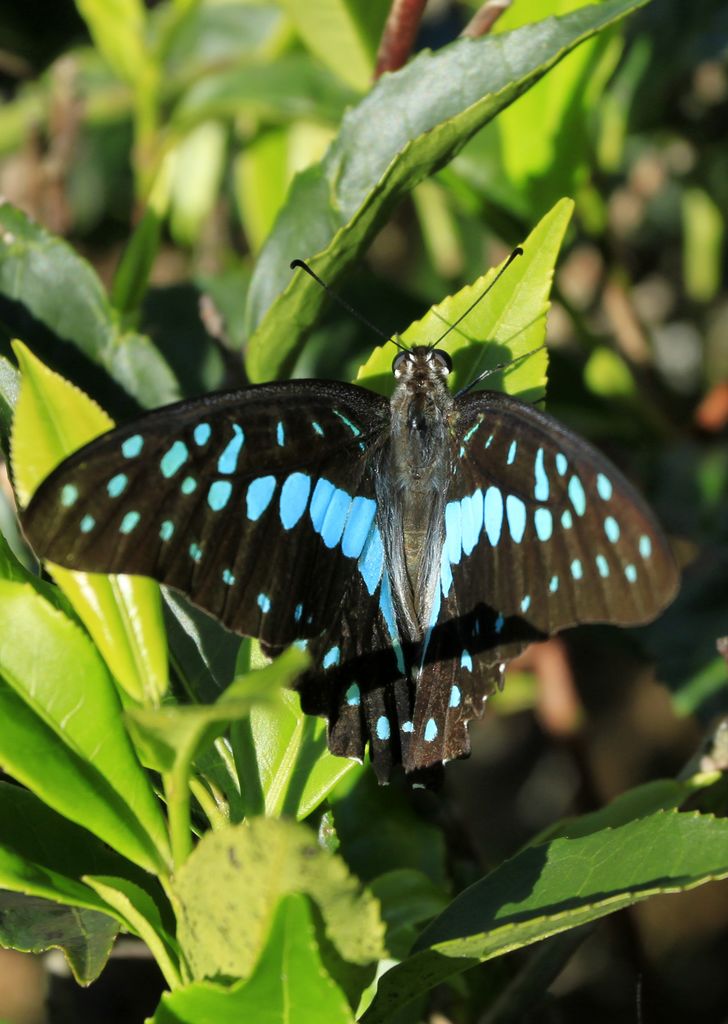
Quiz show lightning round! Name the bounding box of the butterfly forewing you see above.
[22,381,388,644]
[445,390,679,634]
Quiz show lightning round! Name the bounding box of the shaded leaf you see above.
[362,811,728,1022]
[0,892,118,985]
[0,203,179,407]
[174,817,385,981]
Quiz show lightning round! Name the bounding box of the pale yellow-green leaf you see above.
[11,343,168,704]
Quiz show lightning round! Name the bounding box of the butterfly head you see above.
[392,346,452,390]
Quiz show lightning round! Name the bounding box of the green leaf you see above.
[0,355,18,459]
[0,892,118,986]
[278,0,390,91]
[75,0,152,89]
[0,580,170,873]
[234,688,361,821]
[11,342,169,705]
[370,870,449,960]
[151,894,354,1024]
[125,647,307,775]
[174,817,385,981]
[0,202,179,407]
[533,775,721,844]
[332,772,448,887]
[355,198,573,398]
[491,0,625,208]
[244,0,647,382]
[83,875,181,988]
[0,783,134,912]
[171,56,356,133]
[362,811,728,1022]
[0,529,73,617]
[234,127,298,256]
[168,121,228,246]
[159,2,285,84]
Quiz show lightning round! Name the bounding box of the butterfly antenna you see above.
[290,259,407,351]
[455,343,546,398]
[429,246,523,351]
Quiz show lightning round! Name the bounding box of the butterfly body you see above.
[20,345,679,781]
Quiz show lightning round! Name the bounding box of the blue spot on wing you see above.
[376,715,390,740]
[208,480,232,511]
[596,473,613,500]
[120,510,140,534]
[107,474,128,498]
[218,424,244,474]
[358,527,384,595]
[379,574,405,674]
[61,484,79,507]
[309,478,335,532]
[194,422,211,446]
[320,488,351,548]
[484,486,503,545]
[341,496,376,558]
[568,476,586,516]
[534,507,553,541]
[460,490,483,556]
[280,472,311,530]
[534,447,549,501]
[122,434,143,458]
[604,516,620,542]
[424,718,438,742]
[160,440,188,479]
[323,646,340,669]
[246,476,276,520]
[506,494,527,543]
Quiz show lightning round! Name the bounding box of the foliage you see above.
[0,0,726,1021]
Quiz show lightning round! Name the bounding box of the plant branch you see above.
[374,0,428,78]
[461,0,512,39]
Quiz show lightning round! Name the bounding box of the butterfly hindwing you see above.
[22,381,389,645]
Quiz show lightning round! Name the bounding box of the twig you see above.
[374,0,428,78]
[461,0,512,39]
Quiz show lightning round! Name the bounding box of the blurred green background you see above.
[0,0,727,1021]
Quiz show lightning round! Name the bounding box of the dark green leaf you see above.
[244,0,648,381]
[0,202,179,407]
[0,892,118,985]
[362,811,728,1022]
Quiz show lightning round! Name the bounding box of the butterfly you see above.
[19,267,680,783]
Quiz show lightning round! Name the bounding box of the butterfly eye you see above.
[431,349,452,374]
[392,352,411,377]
